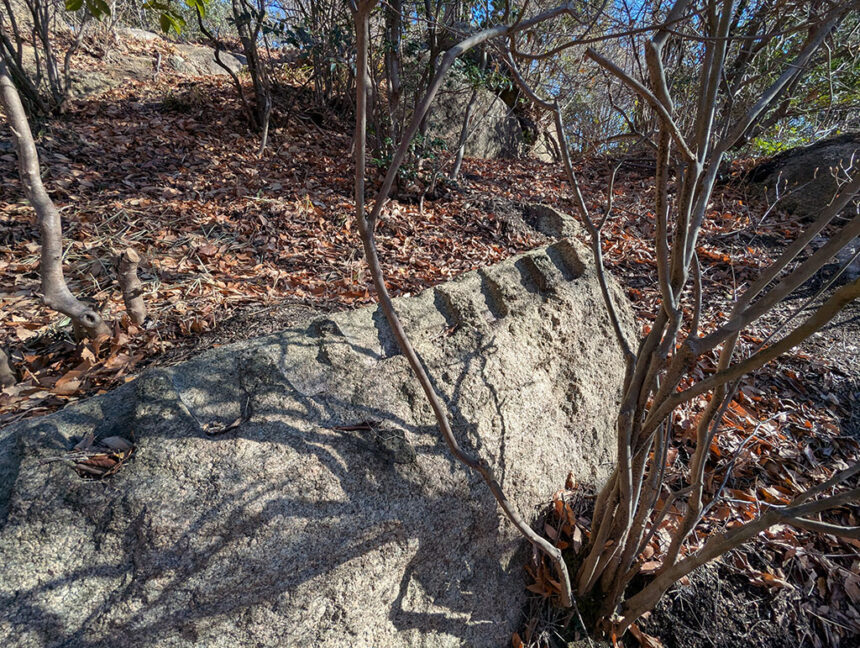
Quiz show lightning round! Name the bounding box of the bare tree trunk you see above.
[384,0,403,142]
[60,15,91,107]
[258,93,272,157]
[0,59,109,339]
[117,247,147,325]
[449,88,478,181]
[194,8,256,128]
[231,0,271,131]
[0,348,15,388]
[0,0,48,115]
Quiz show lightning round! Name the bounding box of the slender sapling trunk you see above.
[0,59,110,339]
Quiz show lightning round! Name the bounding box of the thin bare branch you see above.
[619,485,860,634]
[783,518,859,539]
[659,276,860,421]
[696,184,860,353]
[117,248,147,325]
[717,8,847,152]
[585,48,696,162]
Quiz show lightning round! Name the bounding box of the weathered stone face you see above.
[427,86,523,159]
[0,221,632,648]
[169,44,246,76]
[747,133,860,219]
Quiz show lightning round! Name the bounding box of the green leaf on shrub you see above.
[85,0,111,19]
[158,12,185,35]
[184,0,206,18]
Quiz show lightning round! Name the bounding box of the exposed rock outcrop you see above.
[118,29,246,76]
[748,134,860,283]
[0,216,632,648]
[747,133,860,218]
[55,31,247,99]
[427,87,522,159]
[425,86,559,162]
[167,44,245,76]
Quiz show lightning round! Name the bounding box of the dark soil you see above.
[641,556,821,648]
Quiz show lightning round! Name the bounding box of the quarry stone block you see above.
[0,223,633,647]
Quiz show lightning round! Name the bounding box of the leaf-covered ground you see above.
[0,35,857,648]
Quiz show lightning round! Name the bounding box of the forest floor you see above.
[0,32,858,648]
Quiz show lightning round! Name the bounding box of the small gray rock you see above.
[173,43,245,76]
[117,27,161,41]
[167,53,191,74]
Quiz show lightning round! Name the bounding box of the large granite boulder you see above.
[427,87,522,159]
[117,28,246,77]
[0,219,633,648]
[747,133,860,218]
[169,44,246,76]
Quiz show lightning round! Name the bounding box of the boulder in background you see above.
[747,133,860,219]
[427,87,522,159]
